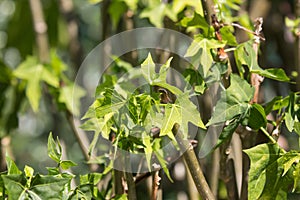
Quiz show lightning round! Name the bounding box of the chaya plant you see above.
[81,53,207,190]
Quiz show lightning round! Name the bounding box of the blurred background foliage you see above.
[0,0,299,199]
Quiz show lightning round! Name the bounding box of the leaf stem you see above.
[260,127,277,144]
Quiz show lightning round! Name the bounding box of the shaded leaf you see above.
[207,74,253,126]
[244,144,294,200]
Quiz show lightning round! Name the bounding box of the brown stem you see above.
[66,112,98,171]
[172,124,215,200]
[151,171,160,200]
[200,0,215,24]
[250,18,264,104]
[219,140,239,200]
[29,0,50,63]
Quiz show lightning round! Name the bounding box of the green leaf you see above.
[2,174,27,200]
[234,41,290,82]
[220,26,238,46]
[185,34,225,77]
[26,75,41,112]
[176,92,205,134]
[30,174,70,199]
[6,156,22,175]
[60,160,77,170]
[88,0,103,4]
[244,144,294,200]
[13,57,59,112]
[24,165,34,187]
[47,132,62,164]
[58,83,86,116]
[293,162,300,192]
[282,152,300,176]
[172,0,203,15]
[207,74,254,125]
[141,53,157,84]
[140,0,176,28]
[108,1,127,29]
[160,104,181,141]
[215,118,240,149]
[178,12,208,33]
[247,103,267,130]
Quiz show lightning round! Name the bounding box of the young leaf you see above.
[185,34,225,77]
[47,132,62,164]
[60,160,77,170]
[141,53,157,84]
[6,156,22,175]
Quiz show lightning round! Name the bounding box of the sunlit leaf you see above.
[6,156,22,175]
[172,0,203,15]
[60,160,77,170]
[47,132,62,164]
[140,0,176,28]
[185,34,225,77]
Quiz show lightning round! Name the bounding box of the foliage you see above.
[0,0,299,199]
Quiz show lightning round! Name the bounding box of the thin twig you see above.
[228,23,266,41]
[172,124,215,200]
[151,171,160,200]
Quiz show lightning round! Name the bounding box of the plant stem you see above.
[125,171,137,200]
[172,124,215,200]
[29,0,50,63]
[260,127,277,144]
[151,171,160,200]
[200,0,214,24]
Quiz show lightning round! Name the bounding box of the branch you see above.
[66,112,98,171]
[151,171,160,200]
[200,0,215,24]
[250,18,264,103]
[58,0,83,71]
[29,0,50,63]
[125,171,137,200]
[172,124,215,200]
[30,0,95,171]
